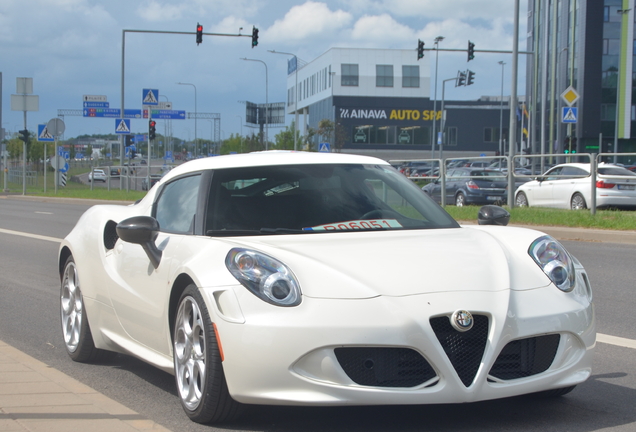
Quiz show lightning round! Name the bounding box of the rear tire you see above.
[455,192,466,207]
[173,284,241,424]
[571,193,587,210]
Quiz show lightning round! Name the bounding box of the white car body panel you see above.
[59,151,595,408]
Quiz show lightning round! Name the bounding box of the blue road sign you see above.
[319,143,331,152]
[142,89,159,105]
[165,151,173,160]
[562,107,578,123]
[83,101,109,108]
[59,162,69,173]
[134,134,146,143]
[143,109,186,120]
[37,124,54,142]
[115,118,131,134]
[83,108,143,118]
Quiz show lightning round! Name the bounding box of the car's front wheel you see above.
[571,193,587,210]
[173,284,241,424]
[60,256,102,362]
[515,191,529,207]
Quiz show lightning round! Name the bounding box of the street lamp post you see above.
[177,82,197,157]
[431,36,444,159]
[241,58,269,150]
[615,8,632,163]
[498,61,506,156]
[268,50,298,150]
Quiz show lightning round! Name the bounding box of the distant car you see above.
[422,168,508,206]
[88,169,107,182]
[515,162,636,209]
[59,151,595,424]
[141,174,164,191]
[140,159,147,165]
[110,168,120,177]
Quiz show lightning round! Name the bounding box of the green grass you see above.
[445,205,636,231]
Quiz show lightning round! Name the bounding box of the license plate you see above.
[618,184,635,190]
[486,196,500,200]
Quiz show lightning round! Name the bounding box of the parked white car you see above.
[515,162,636,209]
[87,169,107,182]
[59,151,595,424]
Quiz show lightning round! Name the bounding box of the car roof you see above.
[162,151,389,183]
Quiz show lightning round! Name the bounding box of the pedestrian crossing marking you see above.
[116,119,130,132]
[39,127,53,139]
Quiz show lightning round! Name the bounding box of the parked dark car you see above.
[422,168,508,206]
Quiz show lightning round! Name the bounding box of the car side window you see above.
[154,174,201,234]
[561,166,588,179]
[545,167,563,181]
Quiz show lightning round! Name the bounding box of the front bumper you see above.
[205,283,594,406]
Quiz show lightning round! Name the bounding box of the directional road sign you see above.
[562,107,578,124]
[83,108,143,118]
[115,118,131,134]
[83,95,107,102]
[83,101,109,108]
[37,124,54,142]
[143,109,186,120]
[142,89,159,105]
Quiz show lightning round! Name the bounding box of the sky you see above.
[1,0,528,141]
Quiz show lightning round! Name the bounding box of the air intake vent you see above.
[335,347,437,388]
[489,334,560,380]
[103,220,119,250]
[430,314,489,387]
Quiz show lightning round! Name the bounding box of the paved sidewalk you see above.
[0,340,170,432]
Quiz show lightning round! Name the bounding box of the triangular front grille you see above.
[430,314,489,387]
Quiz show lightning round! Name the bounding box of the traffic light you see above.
[456,71,466,87]
[417,39,425,60]
[125,135,133,146]
[19,129,29,143]
[467,70,475,85]
[252,26,259,47]
[468,41,475,62]
[196,23,203,45]
[149,120,156,141]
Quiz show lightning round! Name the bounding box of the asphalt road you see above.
[0,196,635,432]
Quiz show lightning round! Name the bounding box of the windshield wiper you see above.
[259,227,307,234]
[206,229,262,236]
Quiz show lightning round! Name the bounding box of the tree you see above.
[316,119,335,145]
[334,123,348,153]
[303,127,316,151]
[273,121,301,150]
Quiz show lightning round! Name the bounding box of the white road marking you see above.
[597,333,636,350]
[0,228,62,243]
[35,211,53,215]
[1,227,636,350]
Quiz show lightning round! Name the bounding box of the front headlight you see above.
[225,248,302,306]
[528,235,576,292]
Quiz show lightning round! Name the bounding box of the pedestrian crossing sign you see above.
[115,118,131,134]
[319,143,331,152]
[142,88,159,105]
[37,124,54,142]
[562,107,577,123]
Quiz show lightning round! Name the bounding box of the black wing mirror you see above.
[477,205,510,226]
[116,216,162,269]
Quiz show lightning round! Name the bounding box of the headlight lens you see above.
[528,235,575,292]
[225,248,301,306]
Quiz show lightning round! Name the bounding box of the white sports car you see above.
[59,151,595,424]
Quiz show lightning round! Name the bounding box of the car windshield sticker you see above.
[304,219,403,231]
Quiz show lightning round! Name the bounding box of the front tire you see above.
[515,191,529,207]
[571,193,587,210]
[173,284,240,424]
[60,256,101,362]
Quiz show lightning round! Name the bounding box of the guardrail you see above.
[391,152,636,213]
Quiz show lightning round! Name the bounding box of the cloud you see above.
[377,0,523,21]
[350,14,414,46]
[137,1,188,22]
[266,1,353,42]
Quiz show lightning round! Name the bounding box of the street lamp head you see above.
[499,61,505,65]
[435,36,444,43]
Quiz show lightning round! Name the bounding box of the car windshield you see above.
[205,164,459,235]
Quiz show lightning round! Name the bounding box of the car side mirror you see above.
[116,216,162,269]
[536,176,545,182]
[477,205,510,226]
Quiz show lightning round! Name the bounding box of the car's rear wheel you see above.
[571,193,587,210]
[60,256,102,362]
[515,191,528,207]
[173,284,240,424]
[455,192,466,207]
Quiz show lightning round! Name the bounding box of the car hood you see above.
[222,226,550,299]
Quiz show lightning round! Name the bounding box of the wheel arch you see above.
[58,246,73,281]
[168,273,196,341]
